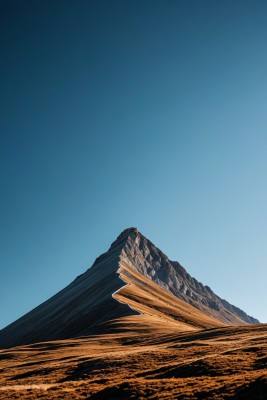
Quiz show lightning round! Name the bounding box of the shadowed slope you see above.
[0,230,138,348]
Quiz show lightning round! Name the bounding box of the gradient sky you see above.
[1,0,267,329]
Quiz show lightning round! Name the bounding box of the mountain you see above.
[0,227,259,348]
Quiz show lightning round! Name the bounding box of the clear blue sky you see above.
[1,0,267,328]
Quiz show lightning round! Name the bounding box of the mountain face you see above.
[0,228,259,348]
[120,228,259,325]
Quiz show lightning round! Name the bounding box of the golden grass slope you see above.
[110,261,222,332]
[0,324,266,399]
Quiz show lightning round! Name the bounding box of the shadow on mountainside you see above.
[86,376,267,400]
[58,358,125,382]
[87,381,153,400]
[232,376,267,399]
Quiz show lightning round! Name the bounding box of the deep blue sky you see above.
[1,0,267,328]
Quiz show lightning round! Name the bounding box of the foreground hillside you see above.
[0,324,266,399]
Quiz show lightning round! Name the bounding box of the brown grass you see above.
[0,323,266,399]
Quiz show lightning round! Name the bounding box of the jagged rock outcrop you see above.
[0,227,259,348]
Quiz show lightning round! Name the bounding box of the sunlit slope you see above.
[110,261,222,331]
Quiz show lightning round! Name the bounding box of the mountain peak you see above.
[0,227,259,349]
[91,227,139,267]
[115,227,139,241]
